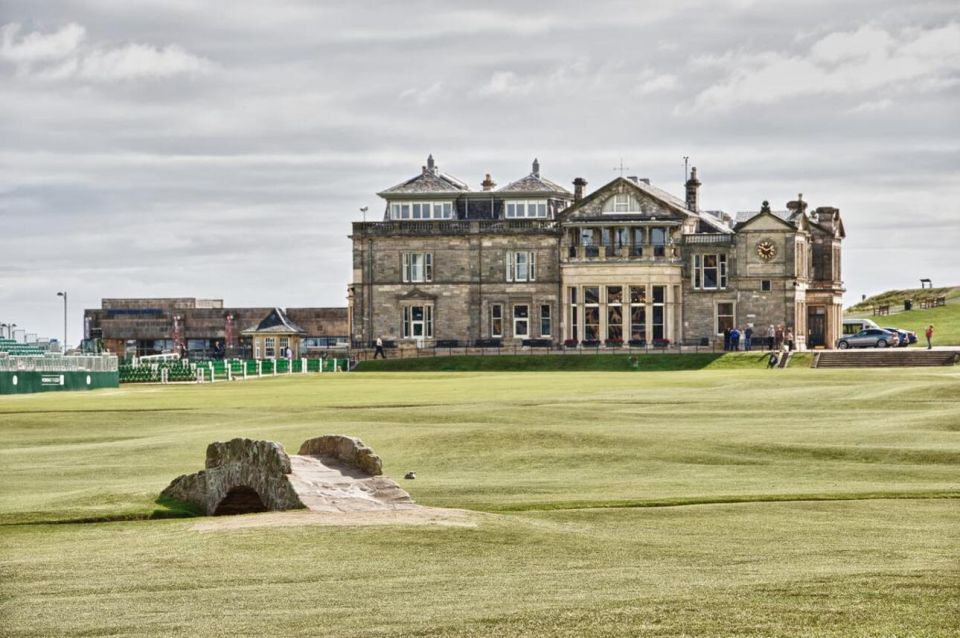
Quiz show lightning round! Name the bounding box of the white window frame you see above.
[513,304,530,338]
[402,305,433,339]
[390,201,453,220]
[490,304,503,338]
[692,253,728,290]
[506,251,537,282]
[504,200,548,219]
[402,252,433,283]
[602,193,641,213]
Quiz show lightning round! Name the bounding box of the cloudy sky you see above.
[1,0,958,344]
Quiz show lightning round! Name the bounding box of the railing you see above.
[0,354,118,372]
[682,234,734,244]
[564,244,678,262]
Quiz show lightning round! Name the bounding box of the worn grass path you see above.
[1,368,958,636]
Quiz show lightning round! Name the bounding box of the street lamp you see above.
[56,292,67,353]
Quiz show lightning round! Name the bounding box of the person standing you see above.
[766,325,775,351]
[744,325,753,351]
[374,336,386,359]
[925,325,934,349]
[723,327,731,352]
[785,328,795,351]
[730,326,741,351]
[775,325,784,351]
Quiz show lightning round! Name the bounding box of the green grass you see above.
[846,285,960,313]
[356,351,812,372]
[2,370,959,636]
[872,302,960,347]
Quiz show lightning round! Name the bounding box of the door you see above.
[808,306,826,348]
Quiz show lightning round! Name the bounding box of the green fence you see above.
[118,357,349,383]
[0,354,120,395]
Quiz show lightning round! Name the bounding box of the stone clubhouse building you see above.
[348,156,846,351]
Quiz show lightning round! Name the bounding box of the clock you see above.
[756,240,777,261]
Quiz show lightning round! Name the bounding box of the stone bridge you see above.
[161,435,413,515]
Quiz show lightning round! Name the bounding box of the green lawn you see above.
[874,302,960,347]
[2,370,958,637]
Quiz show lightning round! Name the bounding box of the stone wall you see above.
[297,435,383,475]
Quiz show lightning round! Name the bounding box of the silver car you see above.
[836,328,898,349]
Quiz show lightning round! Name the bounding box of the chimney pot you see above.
[573,177,588,202]
[481,173,496,191]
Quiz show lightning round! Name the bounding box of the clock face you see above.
[756,240,777,261]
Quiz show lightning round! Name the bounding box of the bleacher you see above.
[0,339,44,356]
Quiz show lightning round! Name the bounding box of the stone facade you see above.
[350,158,846,350]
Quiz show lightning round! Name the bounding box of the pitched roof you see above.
[241,308,306,334]
[498,159,571,195]
[378,155,470,196]
[561,176,695,222]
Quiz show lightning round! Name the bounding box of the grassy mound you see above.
[846,285,959,313]
[356,351,812,372]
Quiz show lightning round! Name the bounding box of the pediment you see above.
[398,288,436,301]
[561,177,689,221]
[735,211,796,233]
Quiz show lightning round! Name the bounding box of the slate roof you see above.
[378,155,470,196]
[734,210,794,224]
[241,308,306,334]
[498,159,571,195]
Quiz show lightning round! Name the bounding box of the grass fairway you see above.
[1,369,959,636]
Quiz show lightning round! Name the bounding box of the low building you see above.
[349,156,846,350]
[84,298,348,358]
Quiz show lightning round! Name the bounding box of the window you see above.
[630,286,646,341]
[652,285,665,340]
[717,302,734,335]
[402,305,433,339]
[402,253,432,283]
[584,287,600,341]
[631,228,644,256]
[513,305,529,338]
[607,286,623,342]
[490,304,503,338]
[390,201,453,220]
[761,279,772,292]
[540,305,551,337]
[602,193,641,213]
[651,228,667,257]
[265,337,275,358]
[506,251,537,282]
[279,337,289,354]
[505,200,548,219]
[569,287,578,341]
[692,254,728,289]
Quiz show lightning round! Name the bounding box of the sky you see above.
[1,0,958,345]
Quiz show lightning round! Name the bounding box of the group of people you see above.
[723,324,794,352]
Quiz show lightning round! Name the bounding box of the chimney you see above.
[481,173,496,191]
[573,177,588,202]
[786,193,808,214]
[532,158,540,177]
[685,166,701,212]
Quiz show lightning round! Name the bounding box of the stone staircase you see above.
[812,350,959,368]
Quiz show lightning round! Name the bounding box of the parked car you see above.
[883,327,912,347]
[836,328,899,349]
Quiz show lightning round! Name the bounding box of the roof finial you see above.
[532,158,540,177]
[761,200,771,214]
[427,154,436,174]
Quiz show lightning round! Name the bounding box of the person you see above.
[730,326,741,351]
[723,327,731,351]
[766,325,775,351]
[775,324,784,351]
[925,324,934,349]
[767,351,779,368]
[744,325,753,351]
[785,328,795,351]
[374,336,386,359]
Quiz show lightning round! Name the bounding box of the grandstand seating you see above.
[0,339,45,356]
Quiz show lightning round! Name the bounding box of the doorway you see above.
[808,306,826,348]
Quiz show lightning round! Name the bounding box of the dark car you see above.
[883,327,912,348]
[836,329,899,349]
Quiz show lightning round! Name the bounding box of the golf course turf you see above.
[1,367,958,636]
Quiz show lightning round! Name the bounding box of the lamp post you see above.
[56,291,67,353]
[3,323,16,339]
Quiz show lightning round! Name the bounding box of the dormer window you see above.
[390,201,453,220]
[505,200,548,219]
